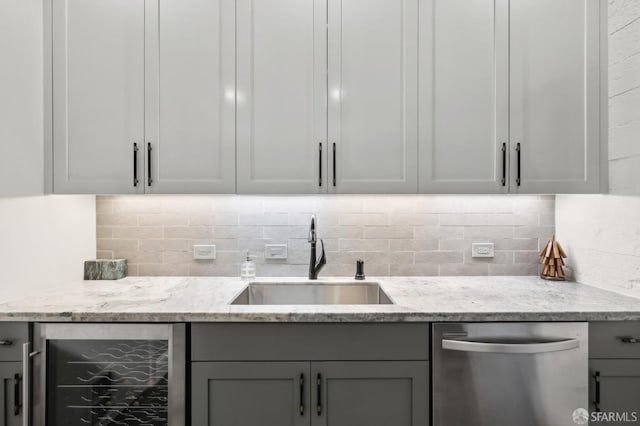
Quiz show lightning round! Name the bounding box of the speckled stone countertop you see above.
[0,276,638,322]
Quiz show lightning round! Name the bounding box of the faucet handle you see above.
[316,239,326,268]
[308,214,317,243]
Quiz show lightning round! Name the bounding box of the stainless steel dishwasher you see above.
[433,322,588,426]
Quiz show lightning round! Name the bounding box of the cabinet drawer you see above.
[590,322,640,359]
[191,323,429,361]
[0,323,29,361]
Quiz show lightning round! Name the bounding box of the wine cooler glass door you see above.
[33,324,185,426]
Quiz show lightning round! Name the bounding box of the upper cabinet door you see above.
[328,0,418,194]
[510,0,601,193]
[144,0,236,194]
[236,0,327,194]
[418,0,509,194]
[52,0,145,194]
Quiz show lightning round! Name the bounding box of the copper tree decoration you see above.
[540,235,567,281]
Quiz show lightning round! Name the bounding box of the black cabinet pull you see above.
[318,143,323,187]
[316,373,322,416]
[501,143,506,186]
[332,143,336,187]
[13,373,20,416]
[620,337,640,344]
[516,143,521,186]
[593,371,601,412]
[147,143,153,187]
[299,374,305,416]
[133,143,139,187]
[0,340,13,346]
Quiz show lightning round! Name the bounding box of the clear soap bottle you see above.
[240,251,256,280]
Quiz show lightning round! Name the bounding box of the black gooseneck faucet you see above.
[308,214,326,280]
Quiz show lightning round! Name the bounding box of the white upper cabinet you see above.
[419,0,509,194]
[236,0,327,194]
[52,0,235,194]
[328,0,418,194]
[52,0,145,194]
[50,0,604,195]
[144,0,236,194]
[509,0,602,193]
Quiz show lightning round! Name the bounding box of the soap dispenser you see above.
[240,251,256,280]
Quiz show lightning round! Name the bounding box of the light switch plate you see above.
[265,244,288,260]
[472,242,494,258]
[193,245,216,260]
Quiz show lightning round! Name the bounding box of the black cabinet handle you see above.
[13,373,20,416]
[319,143,323,187]
[147,143,153,187]
[332,143,336,187]
[299,374,305,416]
[316,373,322,416]
[516,143,521,186]
[501,143,506,186]
[593,371,601,412]
[620,337,640,344]
[0,340,13,346]
[133,143,139,187]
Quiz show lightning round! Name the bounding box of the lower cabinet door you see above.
[590,360,640,424]
[192,362,310,426]
[0,363,22,426]
[311,361,429,426]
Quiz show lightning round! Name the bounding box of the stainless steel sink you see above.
[231,282,394,305]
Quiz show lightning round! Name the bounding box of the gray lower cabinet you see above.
[589,360,640,424]
[191,323,430,426]
[312,361,428,426]
[0,363,22,426]
[192,360,428,426]
[589,322,640,424]
[192,361,309,426]
[0,323,28,426]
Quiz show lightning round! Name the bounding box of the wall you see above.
[97,195,554,277]
[556,0,640,297]
[0,196,96,300]
[0,0,95,301]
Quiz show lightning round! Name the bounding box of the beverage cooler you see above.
[30,324,185,426]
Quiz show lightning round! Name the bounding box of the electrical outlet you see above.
[265,244,288,260]
[193,245,216,260]
[472,243,494,258]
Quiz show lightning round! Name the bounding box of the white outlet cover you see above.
[265,244,288,260]
[193,245,216,260]
[471,242,494,258]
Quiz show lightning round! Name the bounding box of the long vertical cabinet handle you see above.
[318,143,323,187]
[147,143,153,187]
[332,143,336,187]
[316,373,322,416]
[515,143,521,186]
[593,371,601,412]
[501,143,506,186]
[13,373,20,416]
[299,374,305,416]
[133,143,139,187]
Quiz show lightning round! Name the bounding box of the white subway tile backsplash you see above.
[415,251,463,265]
[96,195,554,277]
[439,263,489,276]
[390,264,439,276]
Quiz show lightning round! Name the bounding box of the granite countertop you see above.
[0,276,638,322]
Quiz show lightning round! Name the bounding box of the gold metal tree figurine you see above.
[540,235,567,281]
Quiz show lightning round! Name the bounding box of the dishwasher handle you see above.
[442,338,580,354]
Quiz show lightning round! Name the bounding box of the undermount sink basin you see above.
[231,282,394,305]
